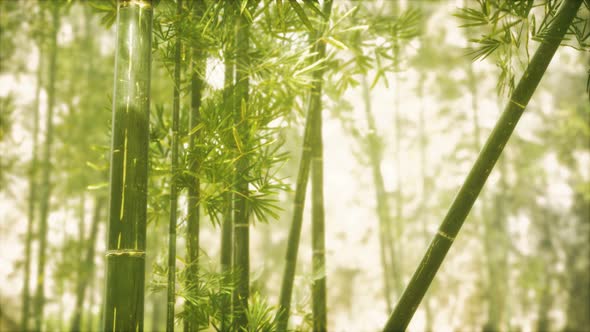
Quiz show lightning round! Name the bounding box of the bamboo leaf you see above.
[324,36,347,50]
[288,0,314,32]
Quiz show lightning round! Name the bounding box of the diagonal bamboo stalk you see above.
[383,0,583,330]
[277,2,333,330]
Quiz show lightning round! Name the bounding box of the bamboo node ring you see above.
[509,98,526,110]
[106,249,146,258]
[437,230,455,242]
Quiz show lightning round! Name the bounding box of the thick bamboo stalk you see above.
[383,1,582,330]
[33,4,58,330]
[103,0,153,331]
[184,2,206,331]
[166,1,183,331]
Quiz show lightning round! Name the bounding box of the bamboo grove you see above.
[0,0,589,331]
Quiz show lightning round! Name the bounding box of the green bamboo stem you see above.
[22,38,42,332]
[166,1,183,331]
[416,73,433,332]
[383,1,582,330]
[184,2,206,331]
[71,197,106,332]
[276,76,316,332]
[220,2,235,328]
[361,73,395,314]
[232,2,251,329]
[277,2,332,330]
[389,1,404,299]
[33,4,58,330]
[311,2,333,331]
[103,0,153,331]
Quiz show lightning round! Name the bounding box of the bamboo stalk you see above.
[33,4,59,330]
[103,0,153,330]
[220,2,235,328]
[71,197,106,332]
[277,2,332,330]
[21,34,43,332]
[184,2,206,331]
[233,2,251,328]
[166,1,183,331]
[311,2,333,331]
[383,1,582,330]
[361,74,395,314]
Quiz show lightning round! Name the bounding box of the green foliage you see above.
[456,0,589,96]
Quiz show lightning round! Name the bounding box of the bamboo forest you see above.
[1,0,589,331]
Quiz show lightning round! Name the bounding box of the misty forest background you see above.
[0,0,589,331]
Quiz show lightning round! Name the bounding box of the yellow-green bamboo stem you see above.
[103,1,153,331]
[383,1,582,330]
[33,3,59,330]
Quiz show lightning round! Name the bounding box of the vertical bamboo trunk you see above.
[383,1,582,330]
[166,1,183,331]
[22,38,43,332]
[220,2,235,328]
[277,2,331,330]
[276,78,315,332]
[71,11,96,331]
[103,0,153,331]
[233,2,250,329]
[184,1,205,331]
[360,74,394,313]
[33,4,58,330]
[71,197,106,332]
[416,73,433,332]
[389,0,404,299]
[311,2,333,331]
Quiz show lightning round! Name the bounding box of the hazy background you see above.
[1,1,589,331]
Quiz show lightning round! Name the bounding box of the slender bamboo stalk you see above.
[361,74,394,314]
[233,1,251,328]
[383,1,582,330]
[277,2,332,329]
[389,0,404,299]
[102,0,153,331]
[33,4,58,330]
[184,2,206,331]
[276,78,316,332]
[71,197,106,332]
[311,2,333,331]
[166,1,183,331]
[22,37,43,332]
[220,2,235,328]
[416,73,433,332]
